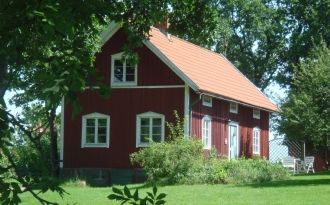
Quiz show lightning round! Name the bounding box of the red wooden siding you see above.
[95,29,184,86]
[63,29,185,169]
[190,90,269,159]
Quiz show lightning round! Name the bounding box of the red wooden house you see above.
[60,23,278,173]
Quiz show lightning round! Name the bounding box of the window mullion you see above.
[123,61,126,82]
[149,118,153,139]
[95,118,98,143]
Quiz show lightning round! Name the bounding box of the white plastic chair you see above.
[282,156,296,173]
[304,156,315,173]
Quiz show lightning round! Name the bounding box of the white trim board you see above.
[60,97,64,168]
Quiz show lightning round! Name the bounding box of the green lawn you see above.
[21,172,330,205]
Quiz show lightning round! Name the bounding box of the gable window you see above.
[136,112,165,147]
[82,113,110,148]
[202,116,212,149]
[253,108,260,119]
[253,127,260,155]
[230,102,238,114]
[111,52,137,86]
[202,95,212,107]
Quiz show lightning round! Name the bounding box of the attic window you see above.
[111,52,137,87]
[202,95,212,107]
[230,102,238,114]
[253,108,260,119]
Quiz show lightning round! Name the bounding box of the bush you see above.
[131,137,204,184]
[220,158,290,184]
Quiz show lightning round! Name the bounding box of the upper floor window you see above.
[202,95,212,107]
[230,102,238,114]
[253,108,260,119]
[253,127,260,155]
[136,112,165,147]
[202,115,212,149]
[111,52,137,86]
[81,113,110,148]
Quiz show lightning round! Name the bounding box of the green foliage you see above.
[166,110,185,140]
[108,185,166,205]
[220,158,290,184]
[278,44,330,150]
[131,137,289,185]
[131,137,204,184]
[280,0,330,85]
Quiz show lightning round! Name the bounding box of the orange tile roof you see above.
[147,27,278,112]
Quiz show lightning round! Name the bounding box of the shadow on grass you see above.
[247,171,330,188]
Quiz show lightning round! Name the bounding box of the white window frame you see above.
[136,112,165,147]
[202,95,212,107]
[202,115,212,149]
[111,52,137,87]
[253,127,261,155]
[81,112,110,148]
[253,108,260,119]
[230,102,238,114]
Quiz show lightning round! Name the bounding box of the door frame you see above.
[228,121,239,159]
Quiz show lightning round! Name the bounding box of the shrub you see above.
[131,137,204,184]
[220,158,290,184]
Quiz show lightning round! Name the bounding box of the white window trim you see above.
[253,127,261,155]
[81,112,110,148]
[136,111,165,147]
[253,108,261,119]
[202,95,212,107]
[202,115,212,149]
[230,102,238,114]
[111,52,137,87]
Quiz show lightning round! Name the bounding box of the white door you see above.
[228,123,239,159]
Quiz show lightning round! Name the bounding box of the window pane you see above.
[141,126,150,135]
[98,135,107,143]
[141,118,149,126]
[86,119,95,126]
[86,134,95,143]
[152,134,161,142]
[86,127,95,135]
[98,127,107,135]
[141,134,150,143]
[126,65,135,82]
[152,126,161,135]
[153,118,161,126]
[98,118,107,127]
[114,60,123,82]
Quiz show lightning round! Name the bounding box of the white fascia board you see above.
[100,22,121,46]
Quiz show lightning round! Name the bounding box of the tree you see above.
[278,44,330,151]
[278,0,330,86]
[0,1,218,204]
[170,0,287,90]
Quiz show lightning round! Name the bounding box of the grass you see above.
[20,172,330,205]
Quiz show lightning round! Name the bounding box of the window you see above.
[202,95,212,107]
[202,116,212,149]
[253,108,260,119]
[136,112,165,147]
[111,52,137,86]
[230,102,238,113]
[81,113,110,148]
[253,128,260,155]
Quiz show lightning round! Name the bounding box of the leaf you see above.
[146,192,154,200]
[112,187,123,195]
[124,186,132,198]
[153,186,157,195]
[156,200,166,205]
[156,193,166,200]
[133,189,139,201]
